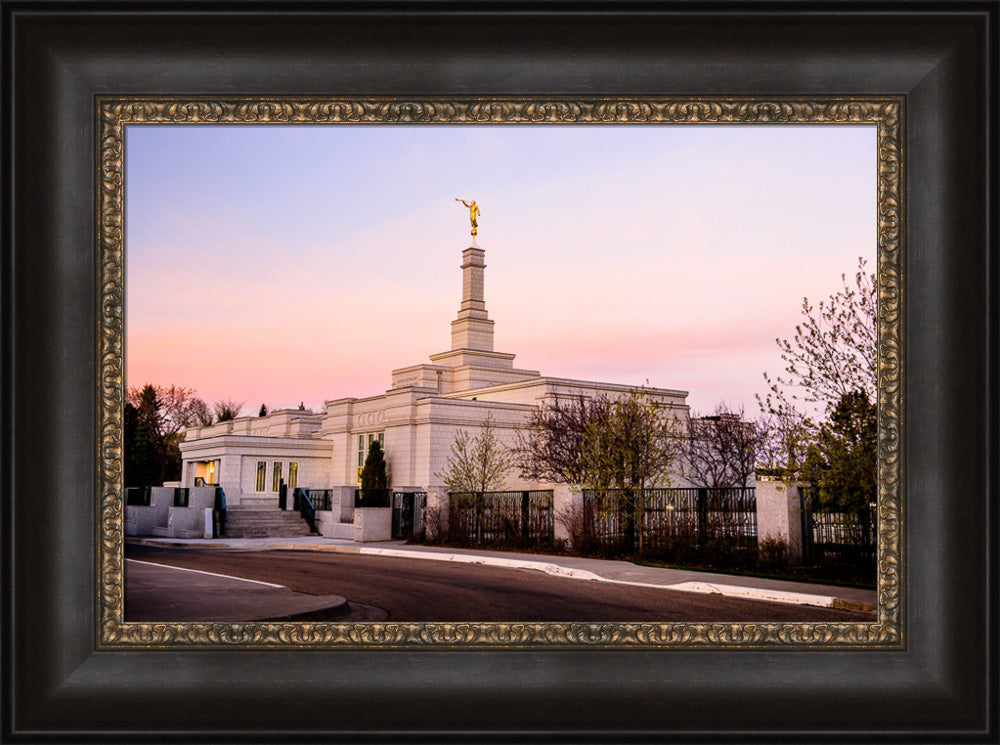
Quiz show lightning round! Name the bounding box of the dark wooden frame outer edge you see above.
[4,2,996,742]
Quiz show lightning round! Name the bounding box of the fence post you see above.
[423,486,448,542]
[754,479,805,564]
[521,491,530,538]
[552,485,578,546]
[696,488,708,545]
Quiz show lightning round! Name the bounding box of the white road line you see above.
[126,559,285,588]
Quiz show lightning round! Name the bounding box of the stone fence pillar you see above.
[423,486,449,542]
[755,479,805,564]
[335,486,356,524]
[552,484,583,547]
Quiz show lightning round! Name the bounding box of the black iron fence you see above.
[355,488,391,508]
[392,491,426,540]
[581,487,757,555]
[292,488,318,533]
[800,487,876,566]
[305,489,334,511]
[172,487,190,507]
[125,486,150,506]
[213,486,227,537]
[448,490,555,546]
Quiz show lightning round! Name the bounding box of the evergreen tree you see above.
[123,402,156,487]
[360,440,388,505]
[802,390,877,516]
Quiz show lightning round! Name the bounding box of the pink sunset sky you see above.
[125,123,876,418]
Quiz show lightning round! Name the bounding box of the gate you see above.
[800,489,815,563]
[392,491,425,539]
[800,487,876,567]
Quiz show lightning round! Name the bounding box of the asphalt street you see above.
[125,545,872,623]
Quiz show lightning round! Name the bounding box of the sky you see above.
[124,123,876,418]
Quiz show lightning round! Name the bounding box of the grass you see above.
[411,535,875,589]
[631,559,876,590]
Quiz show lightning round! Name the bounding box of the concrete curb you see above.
[271,542,608,581]
[267,543,875,613]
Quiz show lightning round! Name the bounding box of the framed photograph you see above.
[115,107,890,635]
[5,2,994,742]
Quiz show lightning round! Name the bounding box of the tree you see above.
[437,414,511,495]
[258,403,268,417]
[686,403,766,488]
[436,414,512,543]
[190,398,214,427]
[512,394,611,485]
[123,401,157,487]
[755,403,812,480]
[577,388,682,552]
[802,390,877,515]
[767,256,876,410]
[758,256,876,479]
[126,383,205,485]
[359,439,388,505]
[213,399,244,422]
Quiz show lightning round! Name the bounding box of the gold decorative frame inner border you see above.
[97,97,903,648]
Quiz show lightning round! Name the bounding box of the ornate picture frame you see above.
[6,4,993,741]
[100,96,902,649]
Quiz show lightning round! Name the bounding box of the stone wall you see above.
[354,508,392,542]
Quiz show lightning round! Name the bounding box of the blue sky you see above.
[125,123,876,416]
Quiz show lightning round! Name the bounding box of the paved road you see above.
[125,545,871,623]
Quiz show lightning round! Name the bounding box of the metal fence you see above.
[172,487,190,507]
[125,486,150,506]
[448,490,555,546]
[354,488,391,508]
[392,491,426,540]
[800,488,876,565]
[304,489,334,511]
[581,487,757,553]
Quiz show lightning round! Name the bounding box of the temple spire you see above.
[450,242,495,351]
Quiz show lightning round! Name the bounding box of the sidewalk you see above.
[126,535,878,615]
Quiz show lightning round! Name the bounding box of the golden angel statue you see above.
[455,199,480,236]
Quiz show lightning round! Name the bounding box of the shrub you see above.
[572,531,603,556]
[422,501,443,543]
[757,535,790,572]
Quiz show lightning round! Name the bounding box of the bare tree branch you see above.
[685,403,766,488]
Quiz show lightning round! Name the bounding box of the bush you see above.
[422,502,443,543]
[360,440,388,498]
[571,531,603,556]
[757,535,790,573]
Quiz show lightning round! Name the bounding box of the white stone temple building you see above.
[178,237,691,509]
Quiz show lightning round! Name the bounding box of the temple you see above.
[178,234,690,509]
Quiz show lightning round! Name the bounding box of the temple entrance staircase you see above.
[223,507,315,538]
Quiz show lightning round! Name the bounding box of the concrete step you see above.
[226,517,308,524]
[225,522,310,529]
[223,509,315,538]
